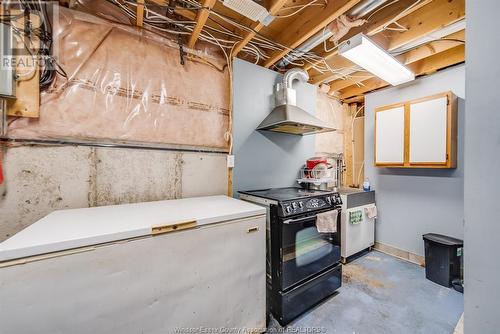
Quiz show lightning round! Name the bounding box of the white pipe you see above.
[351,105,364,186]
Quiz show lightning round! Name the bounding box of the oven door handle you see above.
[282,215,317,225]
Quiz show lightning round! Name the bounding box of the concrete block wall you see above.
[0,146,228,241]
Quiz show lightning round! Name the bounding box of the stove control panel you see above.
[279,193,342,217]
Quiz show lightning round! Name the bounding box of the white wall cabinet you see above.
[409,96,448,164]
[375,106,405,165]
[374,92,457,168]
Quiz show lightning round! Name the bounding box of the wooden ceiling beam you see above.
[327,29,464,93]
[343,96,365,104]
[262,0,362,68]
[304,0,431,71]
[339,44,465,100]
[310,0,465,85]
[380,0,465,51]
[187,0,217,49]
[231,0,288,57]
[136,0,145,27]
[328,71,372,93]
[148,0,168,5]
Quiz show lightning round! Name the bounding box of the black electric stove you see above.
[240,187,335,201]
[239,187,343,326]
[239,187,342,217]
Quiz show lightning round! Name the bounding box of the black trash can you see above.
[423,233,463,288]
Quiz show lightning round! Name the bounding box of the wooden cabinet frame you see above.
[374,91,458,169]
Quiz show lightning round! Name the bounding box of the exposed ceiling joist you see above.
[326,29,465,93]
[148,0,168,4]
[187,0,218,49]
[262,0,362,68]
[379,0,465,51]
[232,0,288,57]
[328,71,371,93]
[339,44,465,100]
[136,0,144,27]
[310,0,465,85]
[304,0,432,71]
[174,7,197,20]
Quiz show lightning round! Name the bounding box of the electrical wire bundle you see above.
[0,0,67,90]
[95,0,350,79]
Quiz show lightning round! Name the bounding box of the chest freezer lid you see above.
[0,196,265,262]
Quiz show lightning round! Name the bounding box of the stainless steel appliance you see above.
[239,187,343,325]
[256,69,336,136]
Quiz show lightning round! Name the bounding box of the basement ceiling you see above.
[65,0,465,102]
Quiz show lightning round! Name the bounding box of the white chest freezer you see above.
[0,196,267,334]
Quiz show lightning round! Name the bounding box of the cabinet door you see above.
[375,106,405,165]
[409,96,448,164]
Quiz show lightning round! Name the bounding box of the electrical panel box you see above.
[0,23,15,98]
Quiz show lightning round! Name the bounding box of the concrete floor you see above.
[268,251,463,334]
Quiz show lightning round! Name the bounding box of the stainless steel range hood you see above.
[257,68,336,135]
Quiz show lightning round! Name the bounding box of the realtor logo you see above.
[0,0,60,76]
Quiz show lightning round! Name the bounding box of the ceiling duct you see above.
[222,0,274,26]
[278,0,391,67]
[257,69,336,135]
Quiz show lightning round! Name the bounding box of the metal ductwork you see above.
[349,0,391,18]
[278,0,391,67]
[257,69,336,136]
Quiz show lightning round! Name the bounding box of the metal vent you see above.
[222,0,270,23]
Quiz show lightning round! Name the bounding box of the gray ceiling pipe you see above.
[277,0,391,68]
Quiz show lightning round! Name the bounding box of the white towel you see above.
[316,209,338,233]
[365,205,377,219]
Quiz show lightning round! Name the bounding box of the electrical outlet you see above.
[227,155,235,168]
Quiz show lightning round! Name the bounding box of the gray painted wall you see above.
[364,64,465,256]
[464,1,500,332]
[232,59,316,194]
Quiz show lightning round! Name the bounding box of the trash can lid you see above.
[423,233,463,246]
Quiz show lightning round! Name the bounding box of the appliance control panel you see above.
[279,193,342,217]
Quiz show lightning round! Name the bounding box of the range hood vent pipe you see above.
[257,68,336,135]
[275,68,310,106]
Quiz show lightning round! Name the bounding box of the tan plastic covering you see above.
[7,8,230,150]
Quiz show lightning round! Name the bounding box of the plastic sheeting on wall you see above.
[315,89,344,155]
[7,8,230,150]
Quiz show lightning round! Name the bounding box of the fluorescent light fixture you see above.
[339,33,415,86]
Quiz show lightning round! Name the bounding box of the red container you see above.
[306,157,327,170]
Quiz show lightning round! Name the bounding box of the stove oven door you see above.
[274,209,341,291]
